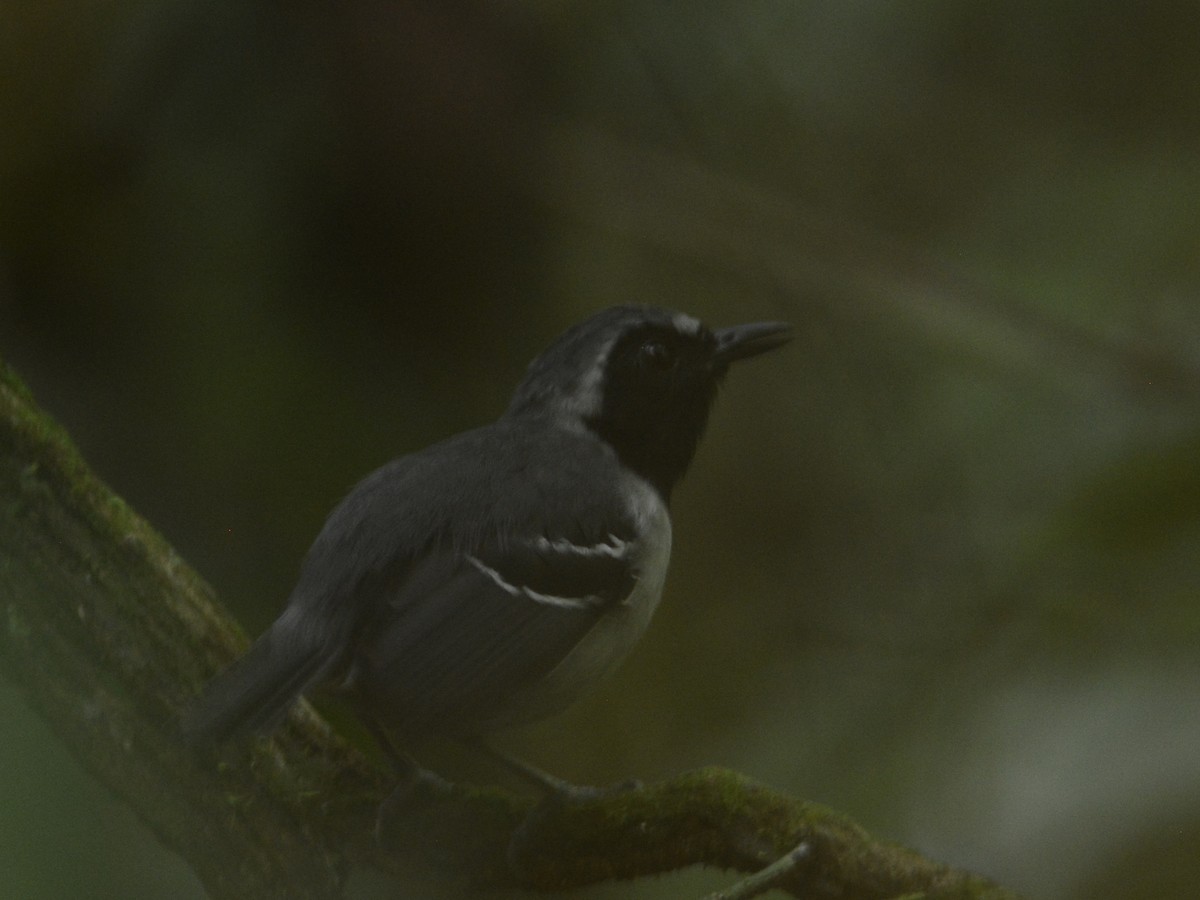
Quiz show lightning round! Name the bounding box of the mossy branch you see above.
[0,355,1019,900]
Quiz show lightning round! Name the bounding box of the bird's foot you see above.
[506,776,643,879]
[374,765,454,846]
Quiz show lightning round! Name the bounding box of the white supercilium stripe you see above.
[671,312,702,335]
[558,335,619,426]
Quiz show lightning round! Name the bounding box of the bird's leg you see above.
[366,718,452,844]
[462,738,642,878]
[466,739,627,801]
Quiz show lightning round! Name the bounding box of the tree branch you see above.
[0,355,1020,899]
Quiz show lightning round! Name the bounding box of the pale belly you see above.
[483,475,673,729]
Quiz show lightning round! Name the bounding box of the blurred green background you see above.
[3,2,1199,898]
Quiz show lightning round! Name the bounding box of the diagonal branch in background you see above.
[0,355,1020,900]
[543,125,1200,404]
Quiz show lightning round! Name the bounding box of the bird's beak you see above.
[713,320,793,365]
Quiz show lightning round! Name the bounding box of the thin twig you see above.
[703,840,812,900]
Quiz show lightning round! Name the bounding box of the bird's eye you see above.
[638,339,674,371]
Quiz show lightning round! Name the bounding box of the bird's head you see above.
[506,306,791,499]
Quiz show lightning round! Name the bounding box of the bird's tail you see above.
[182,611,334,745]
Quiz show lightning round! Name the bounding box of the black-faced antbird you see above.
[184,305,791,808]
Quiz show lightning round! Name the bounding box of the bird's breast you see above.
[507,472,673,723]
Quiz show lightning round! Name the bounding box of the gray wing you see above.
[185,423,652,745]
[346,529,639,736]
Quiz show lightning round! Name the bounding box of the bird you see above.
[184,304,791,796]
